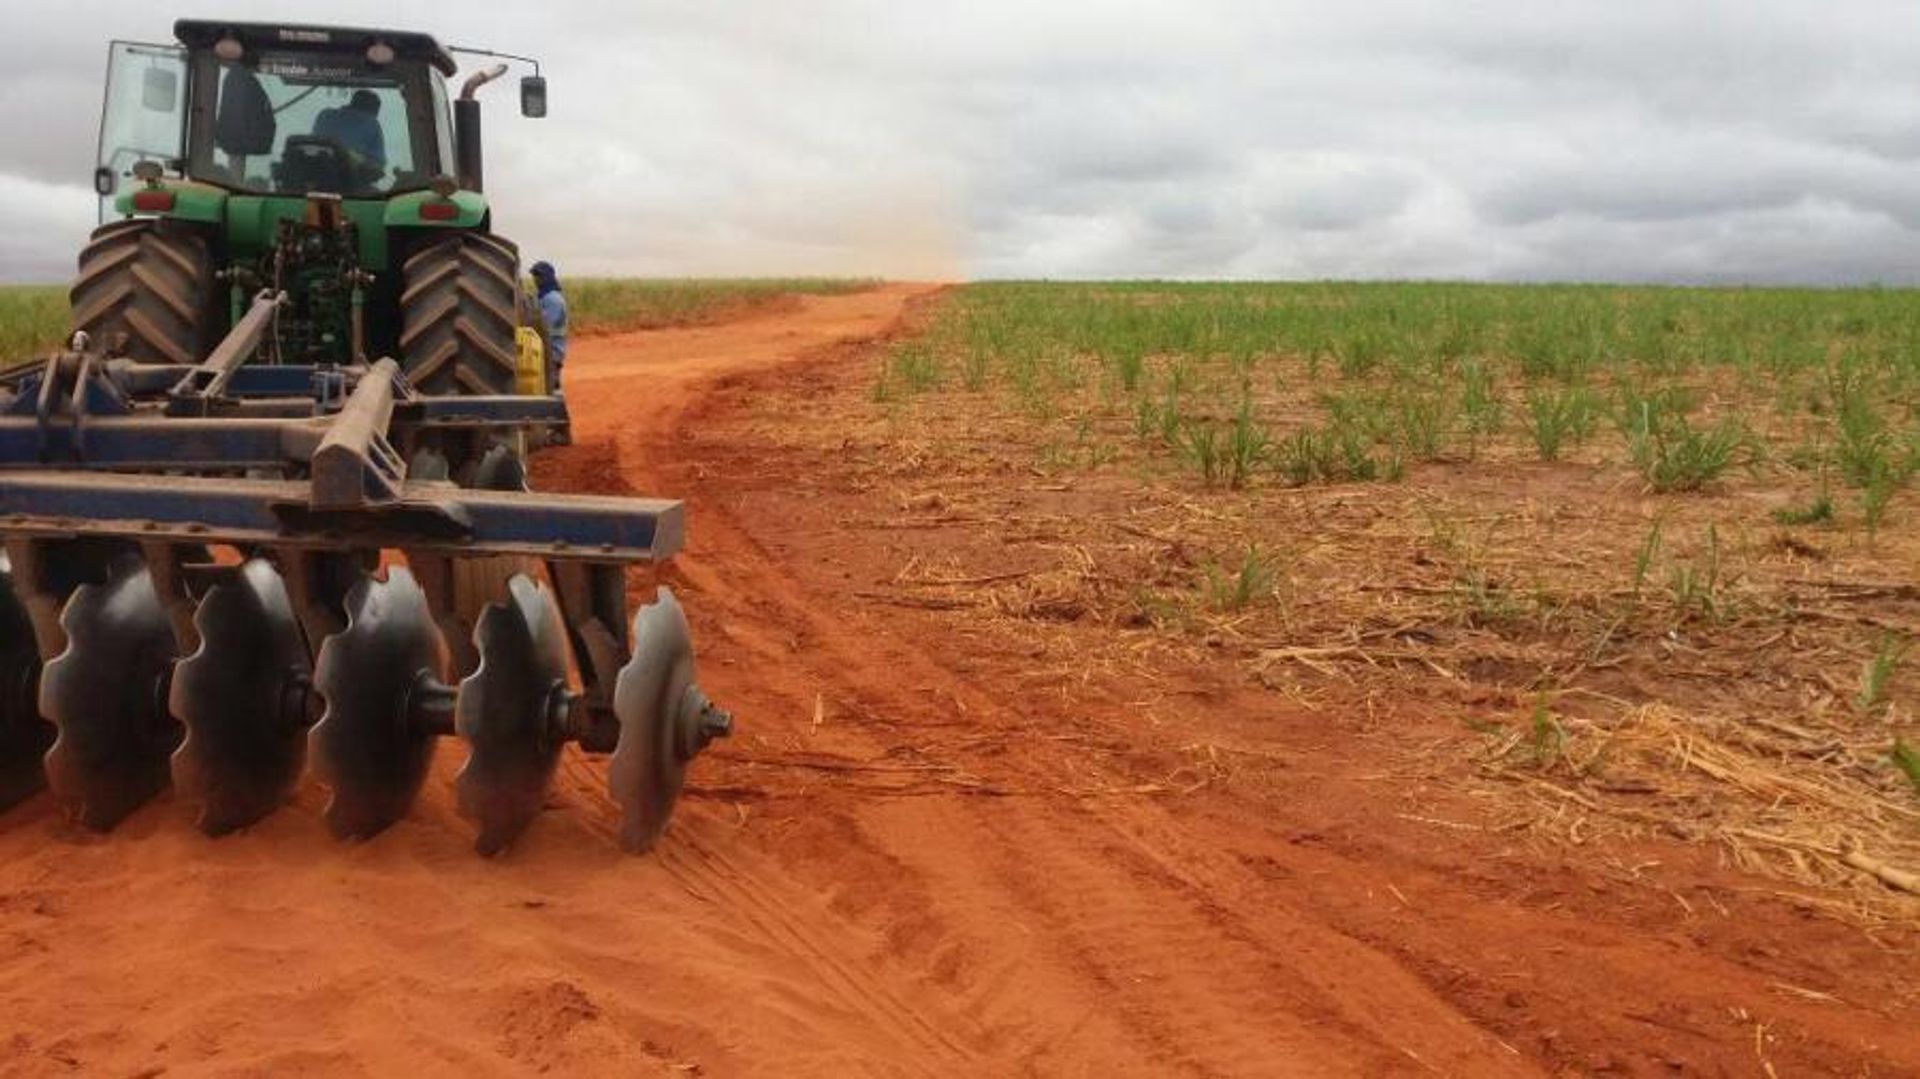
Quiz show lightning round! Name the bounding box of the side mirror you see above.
[93,166,116,197]
[520,75,547,118]
[142,65,178,112]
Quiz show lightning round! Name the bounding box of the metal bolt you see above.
[698,703,734,743]
[674,684,733,760]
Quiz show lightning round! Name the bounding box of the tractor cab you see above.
[94,21,544,211]
[186,29,455,198]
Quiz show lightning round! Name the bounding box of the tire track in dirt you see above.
[534,285,1559,1075]
[668,834,982,1065]
[536,286,1005,1073]
[550,745,981,1069]
[675,562,1524,1075]
[633,539,1517,1074]
[968,807,1519,1076]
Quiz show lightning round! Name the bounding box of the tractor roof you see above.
[173,20,458,77]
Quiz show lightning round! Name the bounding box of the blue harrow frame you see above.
[0,289,728,854]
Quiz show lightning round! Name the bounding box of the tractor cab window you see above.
[430,74,456,189]
[193,52,438,197]
[96,41,187,218]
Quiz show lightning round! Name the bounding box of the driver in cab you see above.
[312,89,386,180]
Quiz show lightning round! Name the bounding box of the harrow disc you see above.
[454,574,569,855]
[40,562,181,830]
[310,567,447,841]
[0,556,51,812]
[610,588,732,853]
[170,559,312,835]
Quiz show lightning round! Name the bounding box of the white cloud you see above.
[2,1,1917,283]
[0,174,96,281]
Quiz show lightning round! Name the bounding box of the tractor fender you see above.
[384,189,489,230]
[112,180,227,225]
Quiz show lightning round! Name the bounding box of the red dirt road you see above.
[0,285,1914,1076]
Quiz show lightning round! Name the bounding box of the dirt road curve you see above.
[0,284,1913,1077]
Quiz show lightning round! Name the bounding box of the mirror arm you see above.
[447,46,541,78]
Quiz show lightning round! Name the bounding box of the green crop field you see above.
[565,278,877,333]
[0,278,878,360]
[0,287,68,359]
[879,281,1920,520]
[850,280,1920,912]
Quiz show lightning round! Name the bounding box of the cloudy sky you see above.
[4,1,1918,283]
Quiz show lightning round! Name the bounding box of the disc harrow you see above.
[0,302,731,854]
[0,555,51,812]
[171,558,312,834]
[41,554,180,831]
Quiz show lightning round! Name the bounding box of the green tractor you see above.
[82,20,556,478]
[0,19,731,855]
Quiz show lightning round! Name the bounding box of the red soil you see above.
[0,284,1912,1076]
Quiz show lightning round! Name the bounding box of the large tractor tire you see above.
[399,232,522,396]
[69,219,216,365]
[400,234,539,634]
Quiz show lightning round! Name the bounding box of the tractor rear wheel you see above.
[399,232,522,396]
[400,233,537,642]
[69,219,216,365]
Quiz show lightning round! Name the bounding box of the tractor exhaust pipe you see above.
[455,63,508,193]
[454,100,482,192]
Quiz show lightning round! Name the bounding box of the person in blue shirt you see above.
[531,261,569,395]
[312,90,387,170]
